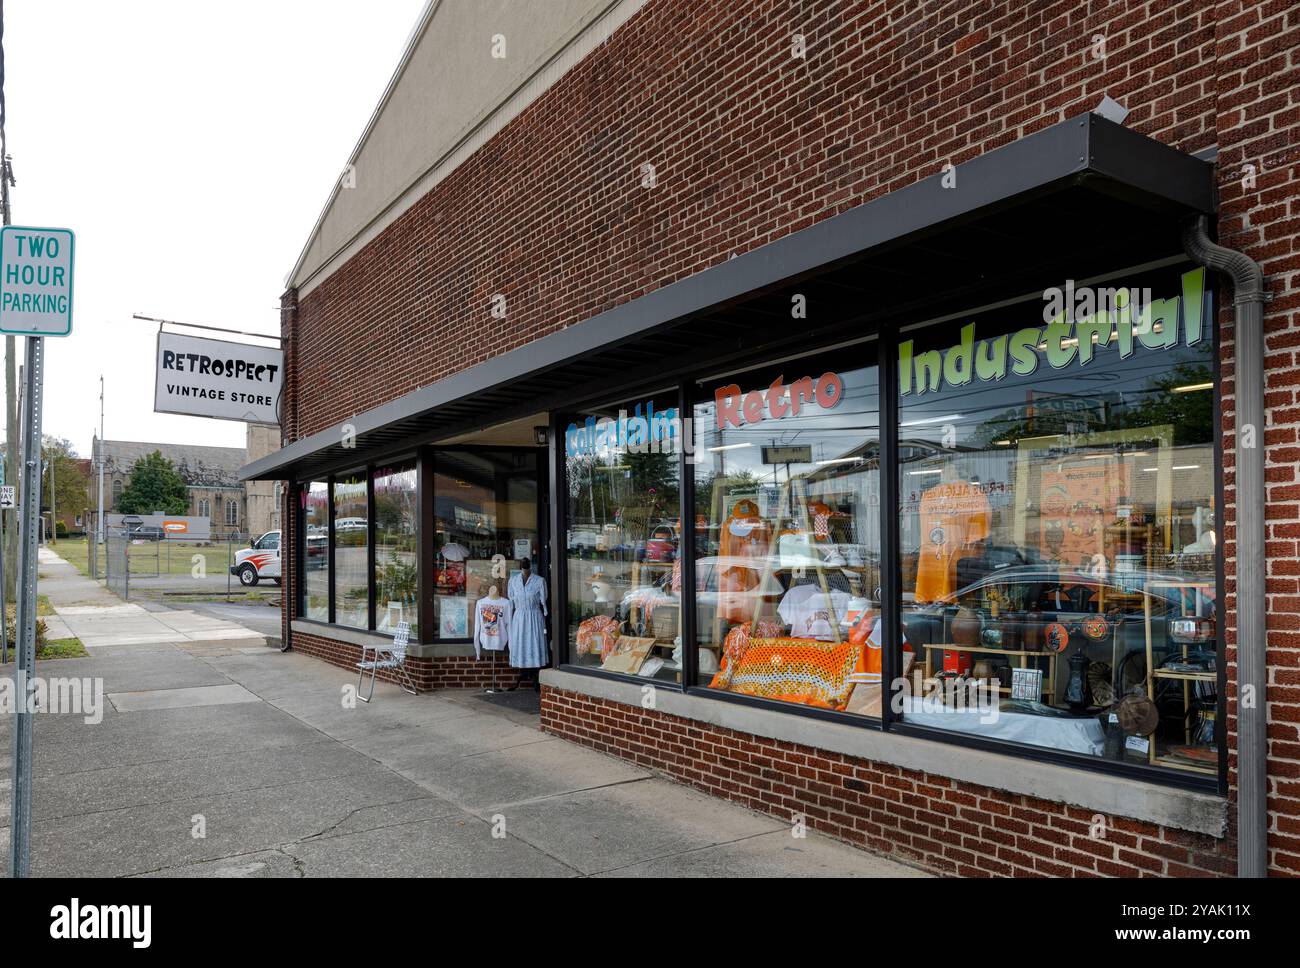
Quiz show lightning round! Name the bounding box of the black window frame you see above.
[554,383,687,685]
[296,454,422,641]
[297,478,332,625]
[551,264,1225,793]
[428,446,546,645]
[881,262,1226,792]
[371,457,420,638]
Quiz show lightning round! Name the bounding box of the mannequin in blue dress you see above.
[507,557,548,690]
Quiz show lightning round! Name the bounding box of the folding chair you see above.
[356,621,418,702]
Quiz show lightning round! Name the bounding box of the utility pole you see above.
[48,451,55,545]
[98,376,104,544]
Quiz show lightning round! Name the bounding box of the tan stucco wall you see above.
[245,423,281,537]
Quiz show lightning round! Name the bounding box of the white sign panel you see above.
[155,331,283,425]
[0,226,75,336]
[0,486,14,509]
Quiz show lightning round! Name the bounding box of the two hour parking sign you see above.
[0,226,75,336]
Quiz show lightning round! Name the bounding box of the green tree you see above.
[42,436,92,525]
[117,450,189,515]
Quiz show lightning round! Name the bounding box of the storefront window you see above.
[432,450,539,640]
[895,266,1219,776]
[301,480,329,621]
[564,394,682,681]
[373,462,418,636]
[692,360,882,715]
[333,472,369,629]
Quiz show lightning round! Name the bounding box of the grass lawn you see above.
[162,592,275,605]
[49,537,241,580]
[39,637,89,659]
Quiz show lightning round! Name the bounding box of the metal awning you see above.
[243,111,1214,482]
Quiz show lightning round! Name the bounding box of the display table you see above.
[900,697,1106,756]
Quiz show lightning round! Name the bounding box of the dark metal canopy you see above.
[243,111,1214,482]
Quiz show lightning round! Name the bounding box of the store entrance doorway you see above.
[431,414,551,651]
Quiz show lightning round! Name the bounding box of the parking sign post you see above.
[2,225,74,878]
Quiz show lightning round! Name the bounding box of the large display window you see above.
[564,393,683,682]
[432,449,540,641]
[373,462,418,636]
[289,264,1222,789]
[893,266,1221,776]
[332,471,370,629]
[300,480,329,621]
[691,357,883,715]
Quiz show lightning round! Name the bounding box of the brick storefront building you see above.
[243,0,1300,877]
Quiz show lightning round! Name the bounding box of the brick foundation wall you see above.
[291,629,524,692]
[541,685,1239,877]
[281,0,1300,874]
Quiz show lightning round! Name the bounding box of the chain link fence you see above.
[104,525,130,599]
[100,529,268,602]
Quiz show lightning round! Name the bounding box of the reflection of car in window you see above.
[907,562,1213,705]
[567,529,601,551]
[305,534,327,569]
[641,523,678,562]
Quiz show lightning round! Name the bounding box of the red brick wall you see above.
[288,0,1237,437]
[1212,2,1300,879]
[292,629,524,692]
[541,685,1238,877]
[282,0,1300,875]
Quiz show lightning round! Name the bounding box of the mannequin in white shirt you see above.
[474,583,513,692]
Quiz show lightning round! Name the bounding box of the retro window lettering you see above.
[715,371,845,430]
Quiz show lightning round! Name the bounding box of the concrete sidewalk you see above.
[2,548,921,877]
[35,547,267,651]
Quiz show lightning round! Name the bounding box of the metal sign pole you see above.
[1,492,7,665]
[9,334,44,878]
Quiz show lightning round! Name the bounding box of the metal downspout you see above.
[1182,214,1269,877]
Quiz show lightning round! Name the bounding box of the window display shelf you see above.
[1150,668,1216,682]
[1151,751,1218,774]
[1143,579,1216,776]
[920,643,1058,701]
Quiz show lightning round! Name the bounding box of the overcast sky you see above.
[3,0,427,456]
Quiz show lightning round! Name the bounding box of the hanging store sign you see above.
[0,226,75,336]
[898,268,1207,397]
[154,331,283,425]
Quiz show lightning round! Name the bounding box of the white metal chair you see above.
[356,621,418,702]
